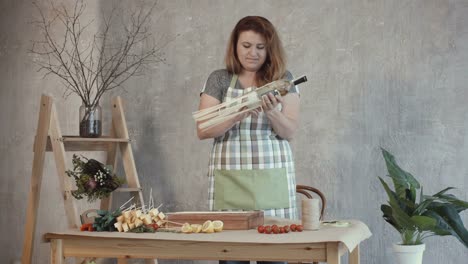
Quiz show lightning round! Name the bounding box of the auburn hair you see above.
[225,16,286,86]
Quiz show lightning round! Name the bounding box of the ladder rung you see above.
[61,136,130,142]
[114,187,142,192]
[41,136,131,152]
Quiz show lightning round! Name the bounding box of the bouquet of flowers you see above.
[66,154,125,202]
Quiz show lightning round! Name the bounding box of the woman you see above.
[198,16,300,226]
[198,15,299,264]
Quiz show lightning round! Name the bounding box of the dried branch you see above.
[30,0,168,108]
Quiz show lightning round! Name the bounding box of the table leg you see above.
[50,239,63,264]
[326,242,340,264]
[349,244,360,264]
[117,259,128,264]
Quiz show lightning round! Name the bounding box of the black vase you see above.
[79,102,102,138]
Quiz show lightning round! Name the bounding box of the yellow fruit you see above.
[181,223,192,233]
[213,220,224,232]
[201,220,214,233]
[191,224,202,233]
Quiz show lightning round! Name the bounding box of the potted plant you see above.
[379,148,468,264]
[30,0,169,137]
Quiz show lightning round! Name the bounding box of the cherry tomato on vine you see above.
[290,224,297,232]
[257,225,265,233]
[296,225,304,232]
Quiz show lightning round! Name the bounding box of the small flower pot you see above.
[392,243,425,264]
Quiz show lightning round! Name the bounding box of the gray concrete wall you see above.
[1,0,467,263]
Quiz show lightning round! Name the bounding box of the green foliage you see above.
[379,148,468,246]
[129,225,157,233]
[93,209,122,232]
[65,154,125,202]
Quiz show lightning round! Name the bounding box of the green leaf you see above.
[406,187,416,204]
[413,196,437,215]
[379,177,416,231]
[400,229,421,245]
[381,204,399,230]
[425,203,468,247]
[112,209,122,217]
[410,215,437,231]
[433,194,468,213]
[96,210,108,216]
[433,187,455,197]
[381,148,420,197]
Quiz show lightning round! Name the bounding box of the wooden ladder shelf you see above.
[22,94,150,264]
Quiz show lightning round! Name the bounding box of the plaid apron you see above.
[207,74,298,219]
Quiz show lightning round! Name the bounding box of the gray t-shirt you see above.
[201,69,299,101]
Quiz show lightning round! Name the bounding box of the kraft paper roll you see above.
[301,198,320,230]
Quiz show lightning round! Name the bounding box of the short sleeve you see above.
[284,70,300,95]
[200,69,231,101]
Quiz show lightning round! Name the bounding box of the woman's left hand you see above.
[261,92,282,113]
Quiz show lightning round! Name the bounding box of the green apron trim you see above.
[229,74,238,88]
[213,168,289,210]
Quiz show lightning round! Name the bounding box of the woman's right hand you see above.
[197,94,252,139]
[233,106,262,122]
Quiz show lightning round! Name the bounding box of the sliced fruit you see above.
[201,220,214,233]
[181,223,192,233]
[212,220,224,232]
[191,224,202,233]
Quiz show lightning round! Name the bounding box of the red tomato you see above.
[279,227,285,234]
[290,224,297,232]
[296,225,304,232]
[283,225,290,233]
[272,226,279,234]
[257,225,265,233]
[264,225,272,234]
[80,223,92,231]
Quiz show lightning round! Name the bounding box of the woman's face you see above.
[236,30,267,73]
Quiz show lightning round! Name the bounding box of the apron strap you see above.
[229,74,238,88]
[228,73,248,169]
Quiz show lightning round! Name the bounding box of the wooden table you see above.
[44,220,371,264]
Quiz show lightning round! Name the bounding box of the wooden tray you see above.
[166,211,264,230]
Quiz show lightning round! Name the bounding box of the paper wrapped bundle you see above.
[193,75,307,130]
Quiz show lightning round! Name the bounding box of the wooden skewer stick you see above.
[192,92,254,115]
[119,196,135,210]
[199,101,262,130]
[148,188,153,210]
[162,219,185,226]
[123,203,136,212]
[193,92,257,120]
[195,95,259,122]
